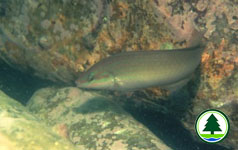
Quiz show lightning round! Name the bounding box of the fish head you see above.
[75,70,115,90]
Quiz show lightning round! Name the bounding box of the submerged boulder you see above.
[0,0,238,149]
[27,87,172,150]
[0,90,78,150]
[0,0,175,84]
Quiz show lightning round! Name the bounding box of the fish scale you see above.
[76,44,204,91]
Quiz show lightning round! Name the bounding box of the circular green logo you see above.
[195,109,230,143]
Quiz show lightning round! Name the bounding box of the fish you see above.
[75,43,204,91]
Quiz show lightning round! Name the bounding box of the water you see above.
[0,62,54,105]
[0,62,231,150]
[0,0,236,149]
[204,138,221,142]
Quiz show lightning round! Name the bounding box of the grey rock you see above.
[27,87,172,150]
[0,90,78,150]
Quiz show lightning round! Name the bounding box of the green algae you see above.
[160,42,174,50]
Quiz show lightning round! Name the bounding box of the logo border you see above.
[195,109,230,144]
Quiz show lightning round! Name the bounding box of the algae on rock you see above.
[27,87,172,150]
[0,90,78,150]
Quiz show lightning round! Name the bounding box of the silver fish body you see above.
[76,45,204,91]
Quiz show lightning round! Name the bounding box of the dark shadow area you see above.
[0,61,55,105]
[72,97,122,114]
[167,66,203,119]
[0,61,233,150]
[121,66,233,150]
[124,106,233,150]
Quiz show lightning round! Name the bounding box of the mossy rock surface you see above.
[27,87,172,150]
[0,90,78,150]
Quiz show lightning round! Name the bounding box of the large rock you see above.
[27,87,172,150]
[1,0,238,149]
[0,0,176,84]
[149,0,238,149]
[0,90,78,150]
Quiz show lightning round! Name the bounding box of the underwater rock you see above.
[27,87,172,150]
[141,1,238,149]
[0,0,109,83]
[181,40,238,149]
[0,0,238,149]
[0,0,183,84]
[0,90,78,150]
